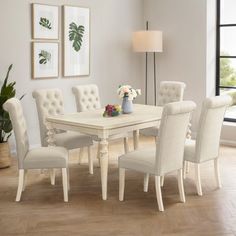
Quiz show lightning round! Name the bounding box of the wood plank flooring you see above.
[0,136,236,236]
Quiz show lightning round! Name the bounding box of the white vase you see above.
[122,97,133,114]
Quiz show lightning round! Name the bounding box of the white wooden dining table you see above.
[46,104,163,200]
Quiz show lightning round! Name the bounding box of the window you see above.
[216,0,236,122]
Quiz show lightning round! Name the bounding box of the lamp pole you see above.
[154,51,157,106]
[145,21,149,105]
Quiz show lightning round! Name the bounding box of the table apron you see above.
[47,120,160,139]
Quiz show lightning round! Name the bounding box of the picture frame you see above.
[32,3,59,40]
[63,5,90,77]
[32,42,59,79]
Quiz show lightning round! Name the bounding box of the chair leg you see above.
[124,137,129,154]
[97,142,101,167]
[50,169,56,185]
[183,161,187,179]
[177,169,185,203]
[195,163,202,196]
[67,167,70,191]
[23,170,27,191]
[62,168,68,202]
[16,169,24,202]
[79,147,85,164]
[119,168,125,201]
[88,146,93,174]
[144,173,149,192]
[161,176,165,187]
[186,161,190,173]
[155,176,164,211]
[214,158,222,188]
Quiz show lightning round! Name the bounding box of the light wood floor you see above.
[0,136,236,236]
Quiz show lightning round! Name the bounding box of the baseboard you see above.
[220,139,236,147]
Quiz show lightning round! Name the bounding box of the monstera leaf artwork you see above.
[69,22,85,52]
[63,6,89,77]
[39,17,52,29]
[38,50,51,64]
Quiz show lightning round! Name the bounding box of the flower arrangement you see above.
[103,104,121,117]
[117,85,141,101]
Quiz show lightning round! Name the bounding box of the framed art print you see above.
[32,42,59,79]
[32,4,59,40]
[63,6,90,77]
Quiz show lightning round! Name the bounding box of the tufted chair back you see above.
[32,89,64,147]
[195,96,232,163]
[157,81,186,106]
[155,101,196,176]
[72,84,101,112]
[3,98,29,169]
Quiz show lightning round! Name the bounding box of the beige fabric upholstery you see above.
[3,98,68,170]
[119,101,196,176]
[32,88,93,149]
[119,148,156,174]
[24,147,68,169]
[54,131,92,150]
[184,96,232,163]
[157,81,186,106]
[183,139,196,162]
[72,84,101,112]
[3,98,29,169]
[141,81,186,137]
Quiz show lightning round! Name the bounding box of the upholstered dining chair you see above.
[140,81,186,138]
[184,96,232,196]
[118,101,196,211]
[72,84,130,163]
[3,98,69,202]
[32,89,94,174]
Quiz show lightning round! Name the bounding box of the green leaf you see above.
[38,50,51,65]
[39,17,52,30]
[69,22,85,52]
[0,64,25,143]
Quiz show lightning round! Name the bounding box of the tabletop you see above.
[46,104,163,130]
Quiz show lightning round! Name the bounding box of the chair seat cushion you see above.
[140,127,159,137]
[24,146,68,169]
[119,148,156,174]
[184,139,196,162]
[54,131,93,150]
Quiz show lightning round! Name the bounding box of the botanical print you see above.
[39,17,52,30]
[38,50,51,64]
[69,22,85,52]
[32,42,58,79]
[63,6,90,77]
[32,4,59,39]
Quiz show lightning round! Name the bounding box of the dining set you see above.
[3,82,232,211]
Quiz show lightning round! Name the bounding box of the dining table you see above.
[46,104,163,200]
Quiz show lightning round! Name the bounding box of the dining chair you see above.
[184,96,232,196]
[3,98,69,202]
[72,84,130,163]
[32,89,94,174]
[118,100,196,211]
[140,81,186,138]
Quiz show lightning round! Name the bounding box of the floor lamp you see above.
[132,24,163,105]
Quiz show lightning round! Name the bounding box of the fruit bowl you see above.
[103,104,121,117]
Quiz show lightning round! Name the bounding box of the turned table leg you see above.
[133,130,140,150]
[99,138,109,200]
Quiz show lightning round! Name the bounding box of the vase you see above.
[122,97,133,114]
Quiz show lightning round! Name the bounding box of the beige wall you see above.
[0,0,144,148]
[144,0,236,144]
[143,0,207,131]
